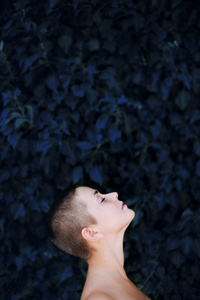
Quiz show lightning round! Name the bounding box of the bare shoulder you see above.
[82,291,115,300]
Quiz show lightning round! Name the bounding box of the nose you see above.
[107,192,118,201]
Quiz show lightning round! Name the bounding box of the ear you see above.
[81,227,103,242]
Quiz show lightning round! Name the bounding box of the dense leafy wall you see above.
[1,0,200,299]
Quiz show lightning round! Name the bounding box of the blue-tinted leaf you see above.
[89,165,102,184]
[41,200,49,212]
[0,42,6,56]
[181,208,193,218]
[15,256,24,271]
[0,170,9,182]
[7,133,21,148]
[193,238,200,257]
[170,114,182,126]
[150,125,160,140]
[36,140,53,154]
[182,73,192,90]
[23,52,41,72]
[175,90,188,111]
[132,210,144,227]
[5,112,21,125]
[58,35,72,54]
[190,110,200,124]
[11,203,26,219]
[161,83,170,101]
[15,118,29,130]
[46,75,58,93]
[160,174,168,189]
[175,179,182,191]
[25,105,34,123]
[171,251,184,268]
[77,141,94,151]
[60,141,75,160]
[73,166,83,183]
[177,167,189,179]
[2,92,12,106]
[95,115,109,132]
[37,268,45,280]
[88,39,100,51]
[30,200,41,212]
[133,70,143,84]
[196,160,200,177]
[108,125,121,142]
[86,65,99,75]
[0,219,4,232]
[61,125,70,135]
[118,96,128,104]
[158,149,168,164]
[44,0,55,15]
[53,92,65,104]
[182,235,192,254]
[60,266,73,282]
[71,84,85,97]
[194,140,200,156]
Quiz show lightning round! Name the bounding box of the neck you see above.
[87,231,128,281]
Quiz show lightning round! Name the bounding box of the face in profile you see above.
[75,186,135,236]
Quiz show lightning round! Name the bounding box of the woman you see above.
[46,186,150,300]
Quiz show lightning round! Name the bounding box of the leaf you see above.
[150,125,160,140]
[77,141,94,151]
[11,203,26,219]
[133,70,143,84]
[168,238,181,251]
[41,200,49,213]
[194,140,200,156]
[0,40,4,51]
[58,35,72,54]
[193,238,200,257]
[161,82,170,101]
[89,165,103,185]
[15,118,29,130]
[46,75,58,93]
[44,0,56,15]
[171,250,184,268]
[59,266,73,282]
[182,235,192,255]
[7,133,21,148]
[71,84,85,97]
[158,149,168,164]
[95,115,109,132]
[118,96,128,104]
[15,256,24,271]
[196,160,200,177]
[108,125,121,142]
[88,39,100,51]
[73,166,83,183]
[175,90,188,111]
[23,52,41,72]
[5,112,21,125]
[25,105,34,123]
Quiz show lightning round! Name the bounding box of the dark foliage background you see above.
[1,0,200,299]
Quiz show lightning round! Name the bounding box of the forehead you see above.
[75,186,96,201]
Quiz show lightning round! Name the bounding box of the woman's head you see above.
[46,186,97,261]
[46,186,135,261]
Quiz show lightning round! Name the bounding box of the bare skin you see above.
[76,187,151,300]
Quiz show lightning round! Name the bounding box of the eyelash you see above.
[101,197,105,203]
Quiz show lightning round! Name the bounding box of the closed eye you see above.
[101,197,105,203]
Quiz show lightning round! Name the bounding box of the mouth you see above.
[121,201,127,209]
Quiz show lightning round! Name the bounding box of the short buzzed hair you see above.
[46,186,97,261]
